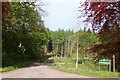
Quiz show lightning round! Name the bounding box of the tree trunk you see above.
[68,37,70,51]
[70,41,72,56]
[61,45,63,58]
[44,45,47,55]
[64,40,67,57]
[56,43,58,57]
[52,40,55,57]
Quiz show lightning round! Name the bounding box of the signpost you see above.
[98,59,111,71]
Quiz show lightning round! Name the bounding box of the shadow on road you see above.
[30,62,53,67]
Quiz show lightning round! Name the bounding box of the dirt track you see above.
[1,63,93,78]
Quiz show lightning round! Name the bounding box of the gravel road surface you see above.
[2,63,92,78]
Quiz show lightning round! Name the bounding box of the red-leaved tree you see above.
[81,1,120,71]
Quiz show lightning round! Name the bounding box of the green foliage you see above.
[50,29,74,56]
[2,2,49,67]
[50,29,73,44]
[72,31,98,59]
[1,61,31,72]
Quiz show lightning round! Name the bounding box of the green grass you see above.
[53,57,118,78]
[1,61,31,72]
[1,53,53,72]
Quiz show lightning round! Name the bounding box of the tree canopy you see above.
[81,0,120,71]
[2,2,49,67]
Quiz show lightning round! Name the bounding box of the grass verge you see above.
[0,61,31,72]
[52,57,118,78]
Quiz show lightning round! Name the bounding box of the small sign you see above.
[99,59,111,65]
[98,59,111,71]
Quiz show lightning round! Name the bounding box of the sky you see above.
[40,0,86,31]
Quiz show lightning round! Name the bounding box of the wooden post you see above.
[113,55,116,72]
[76,34,79,69]
[76,41,79,68]
[99,65,100,71]
[109,63,111,72]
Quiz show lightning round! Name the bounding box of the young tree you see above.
[50,29,74,57]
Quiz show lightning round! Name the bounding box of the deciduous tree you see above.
[81,0,120,71]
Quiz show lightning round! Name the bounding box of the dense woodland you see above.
[47,29,98,59]
[2,2,50,67]
[1,0,120,74]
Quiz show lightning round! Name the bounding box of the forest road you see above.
[1,63,93,78]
